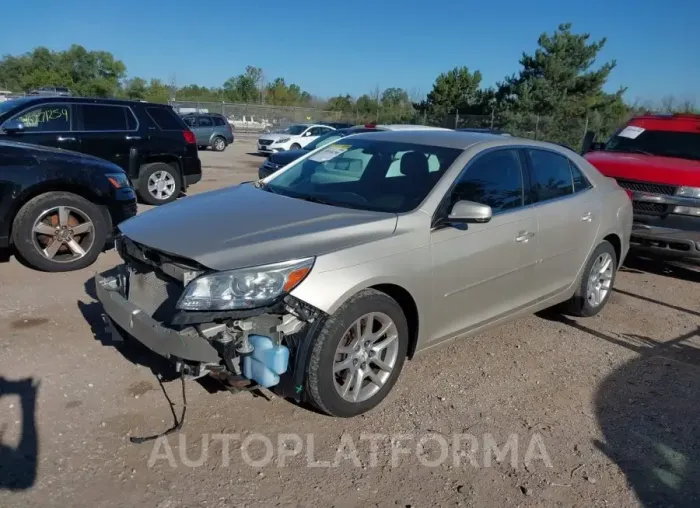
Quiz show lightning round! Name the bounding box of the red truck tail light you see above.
[183,130,196,144]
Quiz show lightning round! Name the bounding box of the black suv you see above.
[0,97,202,205]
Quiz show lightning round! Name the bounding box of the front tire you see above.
[564,240,618,317]
[211,136,226,152]
[290,143,301,150]
[138,163,182,205]
[11,192,107,272]
[305,289,409,417]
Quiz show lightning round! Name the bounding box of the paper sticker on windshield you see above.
[309,144,351,162]
[617,126,645,139]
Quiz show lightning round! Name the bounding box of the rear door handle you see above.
[125,135,141,141]
[515,231,535,243]
[57,136,76,142]
[581,212,592,222]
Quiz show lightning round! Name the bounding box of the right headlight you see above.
[177,257,314,311]
[676,186,700,198]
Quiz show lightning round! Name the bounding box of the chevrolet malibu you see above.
[96,131,632,417]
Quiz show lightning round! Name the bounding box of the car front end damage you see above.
[96,236,325,399]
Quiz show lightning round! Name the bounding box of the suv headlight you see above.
[275,137,290,144]
[177,257,314,311]
[676,186,700,198]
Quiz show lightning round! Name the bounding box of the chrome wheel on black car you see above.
[12,192,108,272]
[138,162,182,205]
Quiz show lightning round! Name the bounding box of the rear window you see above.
[146,107,187,131]
[213,116,226,126]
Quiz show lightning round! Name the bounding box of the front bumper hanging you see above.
[96,273,221,364]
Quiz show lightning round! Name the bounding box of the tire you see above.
[305,289,409,417]
[290,143,301,150]
[11,192,107,272]
[564,240,618,317]
[137,162,182,205]
[211,136,226,152]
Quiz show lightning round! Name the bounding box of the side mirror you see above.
[448,200,492,223]
[3,119,25,133]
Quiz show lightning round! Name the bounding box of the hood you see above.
[0,140,124,171]
[268,149,308,166]
[585,151,700,187]
[259,132,298,142]
[118,184,397,271]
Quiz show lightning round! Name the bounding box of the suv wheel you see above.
[305,289,409,417]
[12,192,107,272]
[212,137,226,152]
[564,240,618,317]
[138,163,182,205]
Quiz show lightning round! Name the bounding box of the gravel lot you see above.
[1,138,699,508]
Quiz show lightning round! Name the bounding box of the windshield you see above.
[265,138,462,213]
[284,124,307,135]
[605,128,700,161]
[0,97,33,116]
[303,130,347,151]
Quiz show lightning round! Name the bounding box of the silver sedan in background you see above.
[97,130,633,418]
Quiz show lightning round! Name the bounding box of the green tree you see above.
[496,23,626,147]
[123,77,147,99]
[0,44,126,97]
[418,67,483,126]
[327,94,354,113]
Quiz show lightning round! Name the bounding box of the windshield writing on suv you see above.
[605,130,700,161]
[284,124,307,135]
[265,138,462,213]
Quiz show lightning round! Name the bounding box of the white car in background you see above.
[257,124,335,153]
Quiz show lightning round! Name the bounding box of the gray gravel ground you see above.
[1,139,699,508]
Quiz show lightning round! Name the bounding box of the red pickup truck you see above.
[584,113,700,262]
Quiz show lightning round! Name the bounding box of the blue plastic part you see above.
[242,334,290,388]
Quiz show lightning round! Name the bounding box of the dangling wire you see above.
[129,373,187,444]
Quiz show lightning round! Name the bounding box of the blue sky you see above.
[1,0,698,105]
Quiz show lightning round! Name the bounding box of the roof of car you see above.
[0,96,173,107]
[347,129,568,152]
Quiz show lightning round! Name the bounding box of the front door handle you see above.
[515,231,535,243]
[57,136,76,142]
[125,135,141,141]
[581,212,592,222]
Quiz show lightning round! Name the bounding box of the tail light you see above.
[183,130,196,144]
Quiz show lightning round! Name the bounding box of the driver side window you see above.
[12,105,72,132]
[451,149,524,213]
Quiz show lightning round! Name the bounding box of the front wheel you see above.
[564,240,618,317]
[12,192,108,272]
[138,163,182,205]
[290,143,301,150]
[305,289,409,417]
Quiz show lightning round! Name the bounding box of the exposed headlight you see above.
[275,138,290,144]
[673,206,700,216]
[676,186,700,198]
[177,257,314,311]
[106,172,131,189]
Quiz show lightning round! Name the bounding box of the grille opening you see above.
[616,179,678,196]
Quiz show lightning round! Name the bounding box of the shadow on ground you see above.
[540,291,700,507]
[0,377,39,490]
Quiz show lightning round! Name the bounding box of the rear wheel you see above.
[564,240,618,317]
[305,289,409,417]
[212,136,226,152]
[12,192,107,272]
[138,162,181,205]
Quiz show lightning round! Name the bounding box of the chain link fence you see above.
[169,99,628,151]
[169,100,342,133]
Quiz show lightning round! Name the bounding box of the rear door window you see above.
[526,149,574,203]
[146,107,187,131]
[81,104,135,131]
[198,116,214,127]
[213,116,226,126]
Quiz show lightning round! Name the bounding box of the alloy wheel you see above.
[147,170,176,200]
[587,252,614,307]
[332,312,399,403]
[31,206,95,263]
